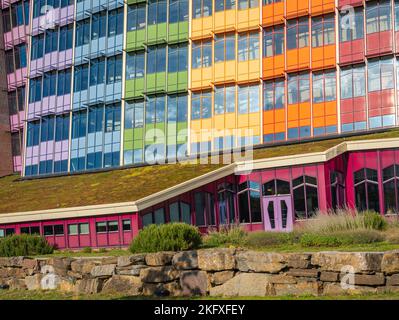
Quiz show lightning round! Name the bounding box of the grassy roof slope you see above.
[0,129,399,214]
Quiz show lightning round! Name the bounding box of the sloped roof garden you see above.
[0,129,399,214]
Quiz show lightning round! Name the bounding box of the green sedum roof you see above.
[1,129,399,214]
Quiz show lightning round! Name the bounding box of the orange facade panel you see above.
[214,10,236,34]
[263,55,285,79]
[310,0,335,16]
[262,2,285,26]
[237,8,261,31]
[191,67,213,90]
[237,60,261,83]
[214,61,236,84]
[286,0,309,19]
[286,47,310,72]
[311,45,336,70]
[191,17,213,40]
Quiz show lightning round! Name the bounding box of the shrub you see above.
[245,230,301,248]
[203,225,247,247]
[82,247,92,253]
[360,211,388,231]
[0,234,54,257]
[98,248,107,253]
[129,223,202,253]
[300,229,384,247]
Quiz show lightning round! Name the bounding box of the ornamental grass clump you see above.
[203,225,248,247]
[129,223,202,253]
[0,234,54,257]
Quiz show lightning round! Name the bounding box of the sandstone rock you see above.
[209,271,235,286]
[67,270,83,279]
[320,271,339,282]
[180,271,208,296]
[101,257,118,265]
[41,273,62,290]
[274,281,320,296]
[25,274,43,290]
[71,260,98,274]
[269,274,297,284]
[286,254,311,269]
[75,278,103,294]
[46,258,72,276]
[90,264,116,277]
[286,269,319,278]
[116,254,146,267]
[0,267,26,278]
[140,266,179,283]
[0,257,24,267]
[352,273,385,286]
[102,275,142,295]
[142,281,182,297]
[22,258,38,270]
[117,264,147,276]
[387,274,399,286]
[381,250,399,275]
[197,248,236,271]
[236,251,286,273]
[172,251,198,270]
[311,252,383,272]
[145,252,175,266]
[58,278,76,292]
[323,283,378,295]
[7,278,26,290]
[130,254,146,265]
[210,273,272,297]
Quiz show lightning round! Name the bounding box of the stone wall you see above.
[1,249,399,297]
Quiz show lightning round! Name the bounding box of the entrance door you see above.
[262,196,293,232]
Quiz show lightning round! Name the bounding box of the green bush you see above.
[360,211,388,231]
[300,229,384,247]
[203,225,247,247]
[0,234,54,257]
[82,247,92,253]
[246,230,301,248]
[129,223,202,253]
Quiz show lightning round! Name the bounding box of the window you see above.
[368,57,394,92]
[43,71,57,97]
[75,18,90,46]
[340,64,366,99]
[55,114,70,142]
[126,51,145,80]
[40,116,55,142]
[8,91,17,116]
[15,43,27,69]
[147,46,166,74]
[396,0,399,30]
[91,11,107,40]
[215,0,236,11]
[263,26,284,57]
[354,168,380,212]
[293,175,319,219]
[238,84,259,113]
[238,0,258,9]
[169,0,189,23]
[125,101,144,129]
[44,225,64,236]
[214,86,235,114]
[238,32,259,61]
[330,171,345,210]
[312,70,336,103]
[169,201,191,224]
[20,226,40,235]
[74,64,89,92]
[57,68,72,96]
[192,40,212,68]
[192,0,212,18]
[168,44,188,73]
[142,209,166,227]
[382,165,399,214]
[217,183,235,225]
[215,33,235,62]
[5,228,15,236]
[2,8,11,33]
[59,24,73,51]
[262,179,290,196]
[340,7,364,42]
[366,0,392,34]
[122,219,131,231]
[96,221,119,233]
[237,180,262,223]
[148,0,167,25]
[191,91,212,119]
[287,17,309,49]
[263,80,285,110]
[312,14,335,47]
[11,133,21,157]
[288,72,310,104]
[31,33,44,60]
[5,50,14,74]
[27,121,40,147]
[127,4,146,31]
[108,7,124,37]
[194,192,215,226]
[146,96,165,124]
[45,29,58,54]
[0,229,4,238]
[106,55,123,84]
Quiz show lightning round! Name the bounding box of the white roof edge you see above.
[1,137,399,224]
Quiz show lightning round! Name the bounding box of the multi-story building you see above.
[2,0,399,248]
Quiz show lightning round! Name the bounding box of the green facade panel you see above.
[146,72,166,94]
[126,29,146,52]
[147,23,167,45]
[168,22,189,44]
[167,71,188,93]
[125,78,145,99]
